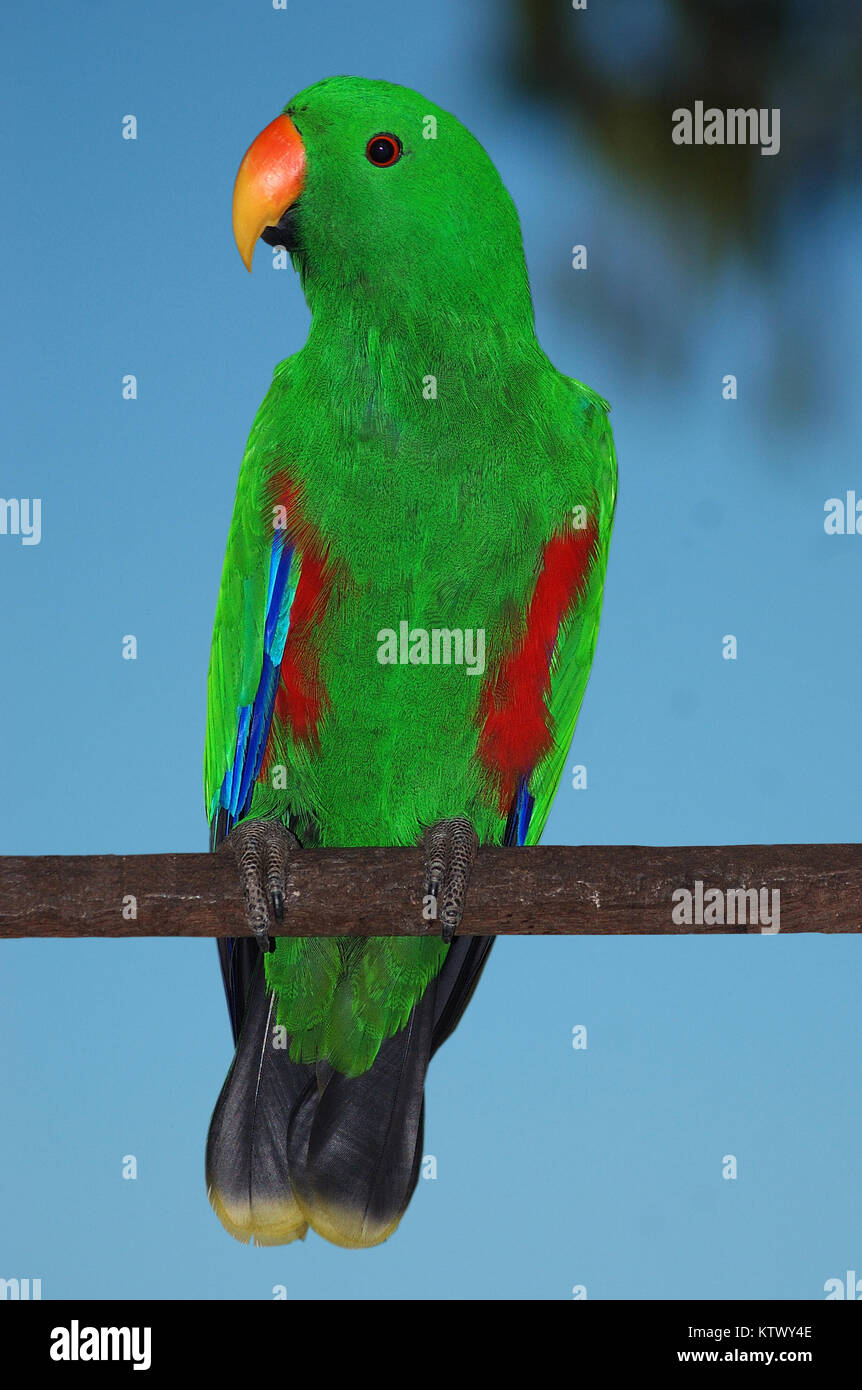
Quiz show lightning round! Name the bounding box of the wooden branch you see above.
[1,845,861,939]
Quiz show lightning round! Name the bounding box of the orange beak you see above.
[232,114,307,271]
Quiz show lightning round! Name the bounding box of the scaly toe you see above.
[422,817,479,942]
[222,818,299,954]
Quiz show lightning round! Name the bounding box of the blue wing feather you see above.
[213,532,298,837]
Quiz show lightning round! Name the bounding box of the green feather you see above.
[205,77,617,1074]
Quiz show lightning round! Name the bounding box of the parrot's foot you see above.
[422,816,479,944]
[221,818,299,954]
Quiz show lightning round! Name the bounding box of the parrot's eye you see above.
[366,133,402,167]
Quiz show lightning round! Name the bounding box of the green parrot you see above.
[205,75,617,1249]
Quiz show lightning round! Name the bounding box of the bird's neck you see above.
[301,293,541,400]
[295,233,538,374]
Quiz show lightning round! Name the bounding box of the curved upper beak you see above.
[232,114,307,271]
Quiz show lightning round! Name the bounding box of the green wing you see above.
[522,395,617,846]
[204,365,300,833]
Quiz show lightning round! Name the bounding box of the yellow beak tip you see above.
[232,113,306,274]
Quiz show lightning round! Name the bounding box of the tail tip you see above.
[208,1185,309,1247]
[300,1196,405,1250]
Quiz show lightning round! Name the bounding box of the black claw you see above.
[256,932,276,955]
[272,890,284,922]
[441,921,455,945]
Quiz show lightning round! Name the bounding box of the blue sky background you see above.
[1,1,861,1299]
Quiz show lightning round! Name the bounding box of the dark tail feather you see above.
[285,991,433,1248]
[432,933,494,1054]
[208,934,494,1248]
[217,937,259,1045]
[285,934,494,1248]
[206,943,317,1246]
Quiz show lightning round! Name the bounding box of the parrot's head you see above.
[232,75,533,330]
